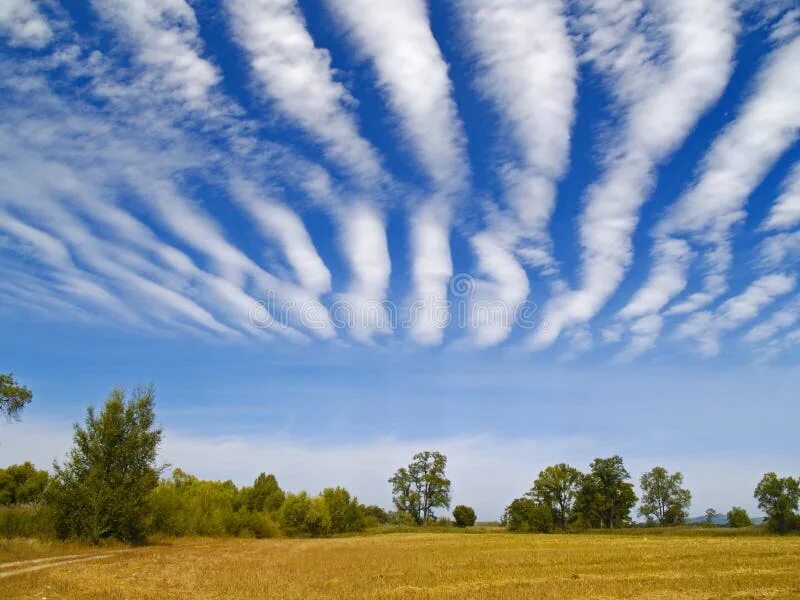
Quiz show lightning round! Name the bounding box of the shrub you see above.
[0,505,56,538]
[453,505,477,527]
[0,463,49,505]
[726,506,752,528]
[321,487,364,534]
[303,496,331,537]
[280,492,313,536]
[505,498,554,533]
[362,505,390,525]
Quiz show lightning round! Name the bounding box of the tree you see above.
[47,386,164,542]
[321,487,364,533]
[453,504,476,527]
[530,463,582,531]
[241,473,285,513]
[726,506,752,528]
[389,451,451,525]
[504,497,553,533]
[0,462,49,505]
[638,467,692,526]
[279,492,333,537]
[362,504,389,525]
[754,473,800,534]
[704,508,718,526]
[586,456,637,529]
[0,373,32,420]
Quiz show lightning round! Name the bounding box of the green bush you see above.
[453,505,477,527]
[726,506,752,528]
[0,463,49,505]
[321,487,364,534]
[0,505,56,538]
[505,498,554,533]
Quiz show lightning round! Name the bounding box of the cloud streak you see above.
[531,0,737,350]
[327,0,469,346]
[459,0,577,346]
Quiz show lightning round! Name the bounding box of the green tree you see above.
[726,506,752,528]
[0,462,49,505]
[0,373,32,420]
[241,473,285,513]
[704,508,718,526]
[280,492,313,536]
[504,497,553,533]
[638,467,692,526]
[754,473,800,534]
[452,504,476,527]
[573,473,603,528]
[530,463,582,531]
[362,504,389,525]
[585,456,637,529]
[47,386,164,542]
[321,487,364,533]
[389,451,451,525]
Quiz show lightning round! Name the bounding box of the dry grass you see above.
[0,538,109,563]
[2,531,799,599]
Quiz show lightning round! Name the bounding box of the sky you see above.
[0,0,799,520]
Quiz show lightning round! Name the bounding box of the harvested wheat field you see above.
[2,532,800,599]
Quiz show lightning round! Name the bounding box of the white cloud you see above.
[531,0,737,350]
[676,274,796,356]
[0,0,52,48]
[619,239,694,320]
[744,296,800,343]
[228,176,331,296]
[609,29,800,355]
[91,0,220,106]
[326,0,469,346]
[616,314,664,361]
[327,0,467,193]
[655,35,800,309]
[336,202,392,343]
[763,161,800,231]
[458,0,577,346]
[225,0,383,183]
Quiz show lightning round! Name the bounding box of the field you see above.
[2,531,800,599]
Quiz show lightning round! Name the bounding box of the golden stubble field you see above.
[2,531,799,599]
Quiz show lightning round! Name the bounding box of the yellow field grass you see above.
[2,531,799,599]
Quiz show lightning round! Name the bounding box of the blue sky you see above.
[1,0,799,518]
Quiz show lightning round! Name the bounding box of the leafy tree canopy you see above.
[389,451,451,525]
[530,463,582,531]
[452,504,477,527]
[0,462,49,505]
[639,466,692,526]
[726,506,752,528]
[754,472,800,534]
[0,373,32,421]
[47,385,164,542]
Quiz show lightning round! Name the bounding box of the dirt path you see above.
[0,552,118,578]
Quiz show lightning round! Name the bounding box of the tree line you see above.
[1,377,799,542]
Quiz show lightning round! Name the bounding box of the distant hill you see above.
[685,514,765,526]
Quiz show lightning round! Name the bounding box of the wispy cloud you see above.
[91,0,220,106]
[531,0,737,351]
[327,0,469,346]
[0,0,52,48]
[225,0,383,183]
[763,162,800,231]
[458,0,577,346]
[677,274,796,356]
[660,35,800,316]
